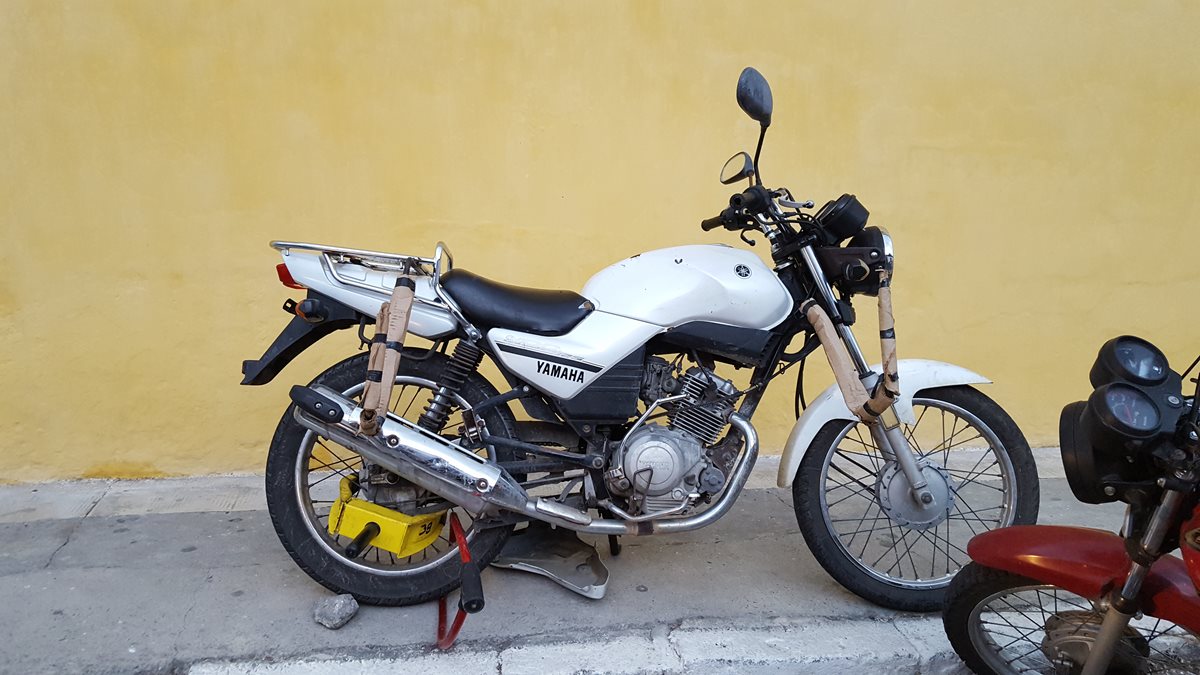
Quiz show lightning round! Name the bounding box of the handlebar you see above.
[700,185,776,231]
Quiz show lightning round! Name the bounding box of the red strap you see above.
[449,511,471,563]
[435,513,471,650]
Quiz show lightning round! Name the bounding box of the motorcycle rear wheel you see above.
[264,349,519,606]
[793,385,1039,611]
[944,562,1200,674]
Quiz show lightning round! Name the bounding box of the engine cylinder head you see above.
[667,369,734,445]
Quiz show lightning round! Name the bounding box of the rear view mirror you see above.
[720,152,755,185]
[736,67,773,128]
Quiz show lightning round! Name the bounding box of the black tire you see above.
[793,385,1039,612]
[943,563,1041,675]
[944,562,1200,674]
[265,348,518,606]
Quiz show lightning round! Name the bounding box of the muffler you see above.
[289,385,759,536]
[289,385,592,526]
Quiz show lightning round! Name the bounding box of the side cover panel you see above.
[775,359,991,487]
[582,245,792,330]
[488,311,663,400]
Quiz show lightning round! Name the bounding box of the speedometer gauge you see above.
[1113,341,1166,382]
[1091,335,1170,387]
[1088,383,1161,440]
[1104,384,1160,432]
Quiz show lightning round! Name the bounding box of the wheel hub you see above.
[875,462,954,531]
[1040,612,1147,674]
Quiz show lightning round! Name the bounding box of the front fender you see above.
[969,525,1131,600]
[775,359,990,487]
[968,525,1200,631]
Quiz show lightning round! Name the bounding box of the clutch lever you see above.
[739,230,756,247]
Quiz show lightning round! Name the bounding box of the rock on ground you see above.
[313,594,359,630]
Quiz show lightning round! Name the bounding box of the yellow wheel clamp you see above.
[329,274,446,557]
[328,476,445,558]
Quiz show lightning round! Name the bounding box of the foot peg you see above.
[492,524,609,600]
[289,385,344,423]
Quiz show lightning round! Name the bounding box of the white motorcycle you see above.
[243,68,1038,611]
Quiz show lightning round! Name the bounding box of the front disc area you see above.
[875,462,954,531]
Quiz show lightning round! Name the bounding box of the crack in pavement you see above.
[42,488,106,569]
[170,573,211,664]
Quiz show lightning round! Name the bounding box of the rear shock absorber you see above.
[417,340,484,432]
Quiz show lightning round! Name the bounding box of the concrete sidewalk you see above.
[0,453,1123,674]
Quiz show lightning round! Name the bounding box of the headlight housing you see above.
[814,226,893,297]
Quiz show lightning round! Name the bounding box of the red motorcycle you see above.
[944,335,1200,674]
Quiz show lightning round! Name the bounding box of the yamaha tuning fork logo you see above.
[735,264,752,278]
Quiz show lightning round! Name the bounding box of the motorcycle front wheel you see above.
[264,348,519,606]
[793,385,1039,611]
[944,562,1200,674]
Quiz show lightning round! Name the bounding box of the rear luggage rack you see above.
[272,240,480,340]
[271,240,439,277]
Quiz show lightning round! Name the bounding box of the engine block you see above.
[607,366,739,514]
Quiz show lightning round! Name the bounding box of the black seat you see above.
[441,269,593,336]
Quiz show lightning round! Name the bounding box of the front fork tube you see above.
[869,408,933,504]
[1080,487,1186,675]
[799,245,932,506]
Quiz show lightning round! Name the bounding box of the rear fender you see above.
[240,291,361,385]
[775,359,990,487]
[969,525,1200,630]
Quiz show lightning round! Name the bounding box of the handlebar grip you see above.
[732,185,771,214]
[700,215,725,231]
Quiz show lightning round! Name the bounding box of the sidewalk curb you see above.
[0,450,1063,525]
[187,615,968,674]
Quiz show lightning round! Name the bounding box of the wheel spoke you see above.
[817,394,1020,588]
[291,373,495,581]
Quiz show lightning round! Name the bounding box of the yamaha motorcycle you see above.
[944,336,1200,673]
[242,68,1038,611]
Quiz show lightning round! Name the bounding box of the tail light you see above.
[276,263,306,290]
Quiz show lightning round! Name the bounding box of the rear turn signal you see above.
[276,263,306,289]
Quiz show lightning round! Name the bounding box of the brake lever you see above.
[778,197,815,209]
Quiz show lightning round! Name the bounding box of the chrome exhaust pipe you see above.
[290,385,758,536]
[291,385,591,526]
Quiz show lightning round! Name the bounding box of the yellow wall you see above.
[2,1,1197,481]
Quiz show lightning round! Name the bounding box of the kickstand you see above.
[435,513,484,650]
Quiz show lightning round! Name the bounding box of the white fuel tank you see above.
[581,245,793,330]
